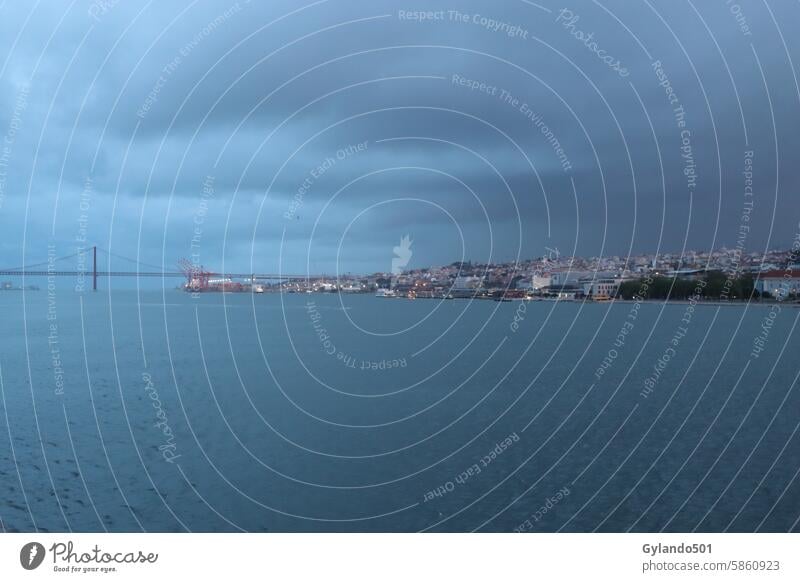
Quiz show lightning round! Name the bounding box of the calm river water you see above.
[1,290,798,532]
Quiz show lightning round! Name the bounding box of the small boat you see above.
[375,288,397,298]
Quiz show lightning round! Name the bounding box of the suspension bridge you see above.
[0,246,313,291]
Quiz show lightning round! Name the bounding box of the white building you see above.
[550,270,594,287]
[581,277,621,298]
[756,270,800,298]
[531,274,552,290]
[453,276,482,289]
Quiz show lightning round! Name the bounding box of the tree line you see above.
[616,271,760,301]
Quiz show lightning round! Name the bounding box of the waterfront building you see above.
[531,274,552,290]
[581,277,620,298]
[755,270,800,299]
[453,276,482,289]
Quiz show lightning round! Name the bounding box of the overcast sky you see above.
[0,0,798,276]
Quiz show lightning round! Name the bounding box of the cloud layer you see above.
[0,0,798,276]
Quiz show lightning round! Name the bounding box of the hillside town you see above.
[275,245,800,302]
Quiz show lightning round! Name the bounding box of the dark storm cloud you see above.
[0,0,798,274]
